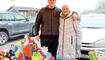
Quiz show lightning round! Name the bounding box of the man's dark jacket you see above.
[35,6,61,36]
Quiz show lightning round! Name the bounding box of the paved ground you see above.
[0,36,24,50]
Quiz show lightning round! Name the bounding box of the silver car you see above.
[0,12,35,45]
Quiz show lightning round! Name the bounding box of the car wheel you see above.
[32,26,35,36]
[0,32,8,45]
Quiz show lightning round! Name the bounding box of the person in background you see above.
[58,5,82,60]
[35,0,61,59]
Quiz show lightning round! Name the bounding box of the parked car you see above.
[0,12,35,45]
[80,13,105,59]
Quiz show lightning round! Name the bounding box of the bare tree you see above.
[40,0,47,7]
[96,0,105,9]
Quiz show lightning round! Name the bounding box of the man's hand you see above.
[35,35,40,41]
[71,13,77,20]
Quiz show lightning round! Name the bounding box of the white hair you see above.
[62,4,70,10]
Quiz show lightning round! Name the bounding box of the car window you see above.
[14,14,26,21]
[2,14,14,21]
[0,14,2,21]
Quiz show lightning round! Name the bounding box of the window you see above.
[14,14,26,21]
[0,14,2,21]
[80,14,105,28]
[2,14,14,21]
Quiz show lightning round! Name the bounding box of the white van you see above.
[80,13,105,59]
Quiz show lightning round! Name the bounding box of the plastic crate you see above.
[94,49,105,60]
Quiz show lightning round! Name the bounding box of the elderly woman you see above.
[58,5,82,60]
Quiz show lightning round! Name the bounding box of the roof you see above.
[0,11,22,15]
[7,6,39,11]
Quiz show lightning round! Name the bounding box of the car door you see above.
[1,13,18,35]
[14,14,30,34]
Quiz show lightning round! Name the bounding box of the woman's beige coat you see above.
[58,12,82,59]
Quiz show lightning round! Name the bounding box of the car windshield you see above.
[80,14,105,29]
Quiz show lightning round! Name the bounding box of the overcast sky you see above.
[0,0,99,14]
